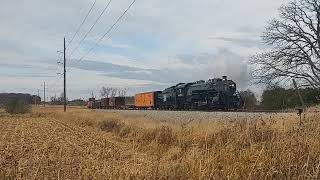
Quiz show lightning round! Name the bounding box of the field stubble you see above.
[1,107,320,179]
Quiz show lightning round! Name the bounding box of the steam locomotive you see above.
[161,76,242,110]
[87,76,243,111]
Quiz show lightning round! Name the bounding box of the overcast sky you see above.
[0,0,289,100]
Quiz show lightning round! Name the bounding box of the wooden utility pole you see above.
[43,81,46,107]
[64,37,67,112]
[38,89,40,106]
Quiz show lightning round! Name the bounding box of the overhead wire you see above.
[44,0,105,100]
[65,0,136,75]
[77,0,136,63]
[66,0,97,49]
[64,0,137,99]
[47,0,98,98]
[68,0,113,58]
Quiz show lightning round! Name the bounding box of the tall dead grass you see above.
[1,106,320,179]
[92,112,320,179]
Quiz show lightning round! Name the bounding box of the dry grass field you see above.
[1,107,320,179]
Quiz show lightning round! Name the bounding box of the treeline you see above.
[49,86,128,106]
[260,87,320,110]
[0,93,40,106]
[240,87,320,111]
[50,93,85,106]
[99,87,129,98]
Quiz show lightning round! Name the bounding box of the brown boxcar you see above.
[134,91,162,109]
[109,97,125,109]
[93,100,102,109]
[100,98,110,109]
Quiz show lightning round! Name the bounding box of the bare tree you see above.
[117,88,129,97]
[122,88,128,97]
[250,0,320,88]
[100,86,111,98]
[118,88,122,97]
[110,88,117,97]
[50,93,68,105]
[100,87,106,98]
[90,91,95,98]
[100,87,129,97]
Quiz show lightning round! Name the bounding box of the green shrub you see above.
[5,99,31,114]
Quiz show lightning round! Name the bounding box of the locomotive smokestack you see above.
[222,76,227,81]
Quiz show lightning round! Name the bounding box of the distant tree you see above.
[117,88,129,97]
[90,91,95,99]
[0,93,40,105]
[68,99,86,106]
[261,86,288,110]
[111,88,117,97]
[5,99,31,114]
[100,87,129,98]
[122,88,129,97]
[50,93,68,105]
[300,88,320,105]
[260,86,320,110]
[50,94,57,103]
[250,0,320,88]
[100,86,112,98]
[239,90,258,110]
[100,87,106,98]
[118,89,122,97]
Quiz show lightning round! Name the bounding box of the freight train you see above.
[87,76,243,111]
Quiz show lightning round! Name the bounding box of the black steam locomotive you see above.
[160,76,243,110]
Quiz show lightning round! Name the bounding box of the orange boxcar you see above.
[134,91,162,108]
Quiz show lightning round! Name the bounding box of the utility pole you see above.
[64,37,67,112]
[43,81,46,107]
[38,89,40,106]
[34,93,37,106]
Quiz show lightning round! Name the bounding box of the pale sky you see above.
[0,0,289,100]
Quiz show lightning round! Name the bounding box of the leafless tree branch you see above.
[250,0,320,88]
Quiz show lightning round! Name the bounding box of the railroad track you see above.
[94,108,297,114]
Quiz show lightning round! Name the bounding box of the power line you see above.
[47,0,98,100]
[63,0,137,102]
[68,0,113,58]
[77,0,136,62]
[65,0,136,75]
[66,0,97,49]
